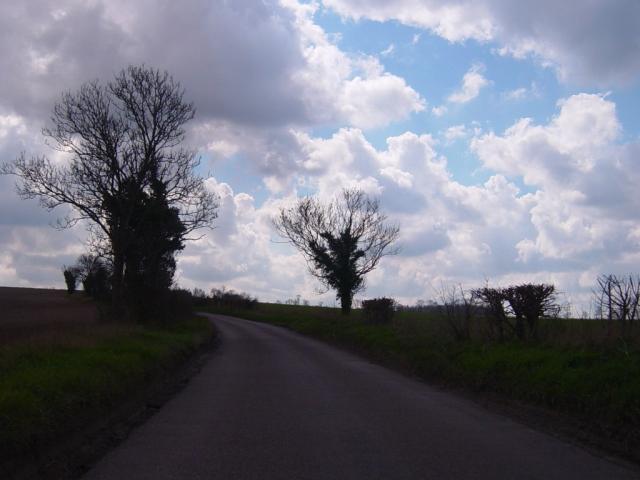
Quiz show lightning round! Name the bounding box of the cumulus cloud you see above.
[472,93,621,188]
[472,93,640,266]
[289,4,425,128]
[447,64,489,103]
[321,0,640,86]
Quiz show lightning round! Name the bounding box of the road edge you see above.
[8,318,220,480]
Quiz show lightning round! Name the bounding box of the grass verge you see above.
[205,303,640,456]
[0,316,214,471]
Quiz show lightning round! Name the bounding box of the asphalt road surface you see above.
[83,314,639,479]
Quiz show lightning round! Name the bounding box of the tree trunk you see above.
[111,244,126,319]
[339,290,352,315]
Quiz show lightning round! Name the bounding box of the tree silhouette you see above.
[2,65,217,317]
[274,189,399,314]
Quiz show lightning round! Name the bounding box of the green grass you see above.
[206,303,640,444]
[0,316,213,460]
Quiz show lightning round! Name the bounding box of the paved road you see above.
[83,314,639,479]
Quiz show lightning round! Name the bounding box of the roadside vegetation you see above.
[201,283,640,455]
[0,287,213,475]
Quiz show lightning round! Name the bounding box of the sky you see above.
[1,0,639,313]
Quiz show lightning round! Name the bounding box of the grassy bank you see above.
[0,316,213,466]
[205,303,640,451]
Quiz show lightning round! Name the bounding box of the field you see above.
[203,302,640,459]
[0,287,213,477]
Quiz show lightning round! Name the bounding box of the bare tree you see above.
[594,274,640,339]
[274,189,399,314]
[2,65,218,314]
[439,283,475,341]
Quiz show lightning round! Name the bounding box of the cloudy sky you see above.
[1,0,639,312]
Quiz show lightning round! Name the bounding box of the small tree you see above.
[473,283,559,342]
[439,283,475,341]
[62,267,79,294]
[274,189,399,314]
[502,283,559,341]
[594,274,640,340]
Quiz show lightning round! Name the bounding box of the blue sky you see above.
[0,0,639,311]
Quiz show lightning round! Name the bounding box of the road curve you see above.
[83,314,639,480]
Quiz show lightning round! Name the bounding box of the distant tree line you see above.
[191,287,258,310]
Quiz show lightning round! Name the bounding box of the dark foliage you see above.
[209,288,258,310]
[62,267,79,294]
[76,255,112,301]
[503,283,559,341]
[472,286,509,341]
[158,289,195,323]
[362,297,396,324]
[274,189,399,314]
[123,180,187,321]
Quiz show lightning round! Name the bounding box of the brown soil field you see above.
[0,287,100,345]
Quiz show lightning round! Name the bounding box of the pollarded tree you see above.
[1,65,218,316]
[274,189,399,314]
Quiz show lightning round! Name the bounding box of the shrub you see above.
[82,260,111,301]
[472,283,559,342]
[62,267,79,294]
[362,297,396,324]
[210,288,258,310]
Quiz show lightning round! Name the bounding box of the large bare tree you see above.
[2,65,218,313]
[274,189,399,314]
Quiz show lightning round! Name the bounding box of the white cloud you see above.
[443,124,467,143]
[431,105,448,117]
[472,93,621,187]
[290,5,426,129]
[502,82,541,102]
[503,87,527,101]
[321,0,640,86]
[380,43,395,56]
[472,93,639,265]
[448,64,489,104]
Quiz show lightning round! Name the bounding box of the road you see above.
[83,313,639,479]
